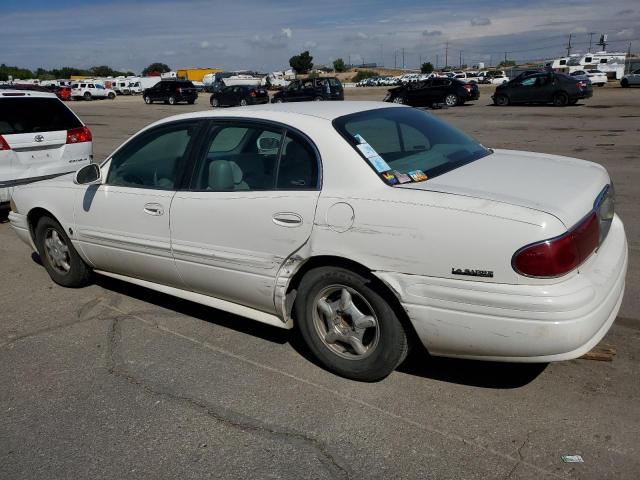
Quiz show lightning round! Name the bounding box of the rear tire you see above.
[83,92,92,101]
[621,79,629,88]
[168,96,176,105]
[108,92,115,100]
[295,267,409,381]
[392,96,404,104]
[444,93,458,107]
[35,216,92,288]
[240,98,248,106]
[494,94,509,106]
[144,95,152,104]
[275,98,284,103]
[553,92,569,106]
[313,96,324,101]
[211,97,220,107]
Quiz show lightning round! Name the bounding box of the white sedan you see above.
[8,102,627,381]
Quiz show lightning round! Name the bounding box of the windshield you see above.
[333,107,491,185]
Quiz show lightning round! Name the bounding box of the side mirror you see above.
[257,137,281,151]
[74,163,101,185]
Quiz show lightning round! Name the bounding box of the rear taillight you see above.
[249,90,256,97]
[512,212,600,278]
[463,83,473,92]
[177,87,183,93]
[576,81,585,89]
[66,126,92,144]
[0,135,11,150]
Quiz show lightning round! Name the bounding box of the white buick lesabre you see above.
[9,102,627,381]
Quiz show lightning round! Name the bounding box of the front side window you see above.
[333,107,490,184]
[521,77,537,86]
[107,121,200,189]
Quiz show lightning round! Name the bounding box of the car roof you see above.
[152,101,406,126]
[0,89,58,99]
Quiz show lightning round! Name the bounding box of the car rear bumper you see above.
[249,97,270,105]
[375,215,627,362]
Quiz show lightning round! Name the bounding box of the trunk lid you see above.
[397,148,609,227]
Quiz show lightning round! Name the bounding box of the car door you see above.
[74,119,204,287]
[170,120,321,313]
[509,75,537,102]
[404,81,428,106]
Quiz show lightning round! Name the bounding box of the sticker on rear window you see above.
[354,134,391,173]
[408,170,428,182]
[382,172,398,185]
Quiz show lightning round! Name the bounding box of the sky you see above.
[2,0,639,73]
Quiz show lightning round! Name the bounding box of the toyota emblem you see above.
[34,135,45,143]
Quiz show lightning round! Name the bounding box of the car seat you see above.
[208,160,249,191]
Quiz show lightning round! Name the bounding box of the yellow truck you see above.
[176,68,223,82]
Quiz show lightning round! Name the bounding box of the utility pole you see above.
[504,51,507,64]
[588,32,595,52]
[445,42,449,68]
[348,55,351,68]
[402,48,405,69]
[566,33,573,56]
[459,50,462,68]
[436,54,439,69]
[394,50,397,69]
[380,43,384,67]
[419,54,422,68]
[627,42,632,74]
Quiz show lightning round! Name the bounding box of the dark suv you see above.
[271,77,343,103]
[143,80,198,105]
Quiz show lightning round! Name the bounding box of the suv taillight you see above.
[66,126,92,144]
[177,87,183,93]
[512,212,600,278]
[0,135,11,150]
[249,90,256,97]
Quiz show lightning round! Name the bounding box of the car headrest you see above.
[208,160,244,191]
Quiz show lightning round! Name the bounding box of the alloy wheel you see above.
[312,285,380,360]
[44,228,71,274]
[445,94,458,107]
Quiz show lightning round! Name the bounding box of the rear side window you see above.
[0,97,82,135]
[327,78,341,87]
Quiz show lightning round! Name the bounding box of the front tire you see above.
[621,79,629,88]
[168,96,176,105]
[392,96,404,104]
[211,97,219,107]
[295,267,409,381]
[83,92,92,101]
[553,92,569,106]
[35,216,92,288]
[108,92,115,100]
[144,95,152,104]
[240,98,248,106]
[494,94,509,106]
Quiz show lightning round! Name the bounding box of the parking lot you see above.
[1,86,639,479]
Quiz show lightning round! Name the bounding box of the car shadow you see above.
[30,261,547,388]
[396,342,547,388]
[487,103,585,108]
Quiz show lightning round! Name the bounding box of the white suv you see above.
[70,82,116,100]
[0,89,93,214]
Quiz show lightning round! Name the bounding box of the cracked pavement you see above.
[2,88,640,479]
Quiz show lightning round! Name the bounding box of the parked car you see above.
[571,69,607,87]
[210,85,269,107]
[493,72,593,106]
[271,77,343,102]
[143,80,198,105]
[0,89,92,217]
[70,82,116,101]
[9,102,626,380]
[620,68,640,88]
[454,72,479,83]
[56,86,71,101]
[479,70,509,85]
[384,78,479,107]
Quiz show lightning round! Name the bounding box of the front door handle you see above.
[272,212,302,227]
[144,203,164,216]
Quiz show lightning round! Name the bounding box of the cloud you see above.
[617,9,634,15]
[247,28,293,49]
[470,17,491,26]
[304,41,317,49]
[571,26,587,33]
[343,31,368,42]
[616,28,635,39]
[422,30,442,36]
[200,41,209,48]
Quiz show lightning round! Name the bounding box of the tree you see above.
[497,60,516,68]
[351,70,378,82]
[420,62,434,74]
[289,51,313,75]
[142,62,171,76]
[333,58,346,72]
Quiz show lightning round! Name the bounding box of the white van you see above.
[0,89,92,213]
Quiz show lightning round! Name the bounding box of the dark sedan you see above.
[492,72,592,106]
[210,85,269,107]
[383,78,479,107]
[271,77,344,103]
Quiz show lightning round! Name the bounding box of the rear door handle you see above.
[272,212,302,227]
[144,203,164,216]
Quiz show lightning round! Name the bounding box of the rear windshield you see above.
[333,107,491,185]
[0,97,82,135]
